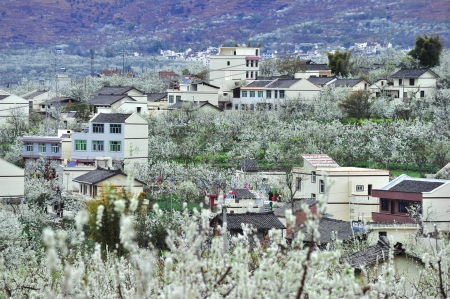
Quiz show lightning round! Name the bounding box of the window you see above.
[409,78,415,86]
[233,51,236,55]
[137,107,141,113]
[250,91,255,97]
[92,124,104,133]
[246,60,249,67]
[319,180,325,193]
[227,61,230,66]
[92,141,104,151]
[381,199,389,211]
[29,101,33,108]
[110,124,122,134]
[39,143,46,153]
[169,95,174,103]
[368,184,372,195]
[379,231,387,237]
[258,91,263,97]
[403,92,407,98]
[399,200,409,213]
[297,179,302,190]
[25,142,33,152]
[75,140,87,151]
[176,95,181,103]
[255,61,258,67]
[251,60,254,67]
[255,49,258,56]
[356,185,364,192]
[381,81,384,86]
[235,104,239,110]
[41,105,45,109]
[311,193,316,200]
[250,71,253,78]
[274,90,278,98]
[110,141,121,152]
[311,171,316,183]
[51,144,59,153]
[420,90,425,98]
[242,91,248,97]
[266,90,271,98]
[399,79,403,86]
[246,71,249,78]
[279,90,285,99]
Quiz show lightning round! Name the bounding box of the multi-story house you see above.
[22,90,49,111]
[147,92,168,113]
[166,76,220,106]
[22,130,73,164]
[371,174,450,233]
[0,158,25,212]
[233,78,321,110]
[295,63,332,79]
[70,113,148,166]
[88,86,148,115]
[370,68,439,99]
[209,46,261,92]
[333,79,369,91]
[0,90,29,125]
[293,154,390,222]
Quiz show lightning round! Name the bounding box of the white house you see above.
[167,77,220,106]
[0,158,25,212]
[0,91,29,125]
[88,86,148,115]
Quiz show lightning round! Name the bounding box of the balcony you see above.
[372,212,415,223]
[366,222,419,230]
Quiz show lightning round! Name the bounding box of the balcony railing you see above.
[372,212,415,224]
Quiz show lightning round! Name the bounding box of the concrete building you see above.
[88,86,148,115]
[167,77,220,106]
[293,154,390,222]
[209,46,261,93]
[70,113,148,166]
[22,130,73,165]
[0,158,25,212]
[0,91,29,125]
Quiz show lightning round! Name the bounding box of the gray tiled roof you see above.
[73,167,122,185]
[333,79,363,87]
[231,189,257,200]
[147,92,167,102]
[93,86,138,95]
[240,159,259,172]
[306,64,330,71]
[291,218,361,244]
[266,79,300,89]
[167,101,221,111]
[214,212,286,230]
[390,68,437,79]
[389,180,444,193]
[91,113,132,123]
[273,198,317,217]
[0,95,9,100]
[244,80,273,88]
[341,236,391,270]
[22,90,47,99]
[88,94,129,106]
[307,76,336,85]
[66,111,77,118]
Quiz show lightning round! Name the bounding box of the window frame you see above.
[242,91,248,97]
[26,142,33,152]
[420,90,425,98]
[409,78,415,86]
[176,95,181,103]
[319,179,325,193]
[297,179,302,191]
[92,140,104,152]
[38,143,46,153]
[110,124,122,134]
[51,144,59,153]
[109,141,122,152]
[257,90,263,97]
[311,171,316,183]
[381,198,389,211]
[279,90,285,99]
[266,90,271,99]
[399,79,403,86]
[169,95,174,103]
[311,193,316,200]
[249,91,256,97]
[92,123,104,134]
[399,200,409,213]
[356,185,364,192]
[75,140,87,151]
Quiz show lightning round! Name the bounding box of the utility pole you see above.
[46,46,61,135]
[90,48,95,77]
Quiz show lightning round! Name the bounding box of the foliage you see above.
[275,56,307,77]
[408,34,444,67]
[338,90,373,120]
[327,50,354,77]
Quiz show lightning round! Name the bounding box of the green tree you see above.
[327,50,354,77]
[408,34,443,67]
[338,90,372,120]
[275,56,307,77]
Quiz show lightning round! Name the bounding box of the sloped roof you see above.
[307,76,336,85]
[0,95,9,100]
[306,64,330,71]
[240,159,259,172]
[167,101,222,111]
[22,90,47,99]
[342,236,391,270]
[389,180,444,193]
[214,212,286,230]
[73,167,146,185]
[266,79,300,89]
[390,68,438,79]
[88,94,128,106]
[91,113,132,123]
[147,92,167,102]
[296,217,362,244]
[302,154,340,167]
[230,189,257,200]
[333,79,364,87]
[93,86,143,95]
[244,80,273,88]
[274,198,317,217]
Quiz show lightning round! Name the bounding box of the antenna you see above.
[46,46,61,134]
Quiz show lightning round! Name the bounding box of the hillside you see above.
[0,0,449,51]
